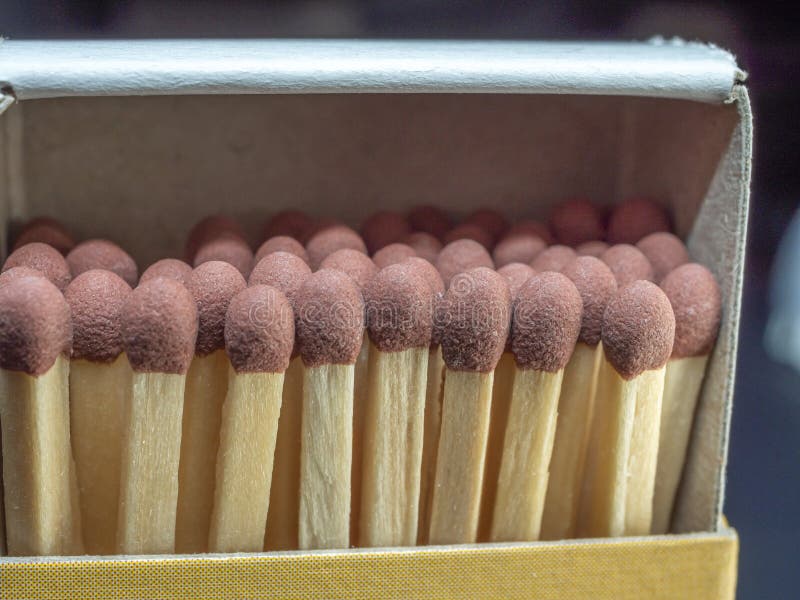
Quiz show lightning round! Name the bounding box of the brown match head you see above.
[140,258,193,285]
[364,263,434,352]
[13,217,75,255]
[225,285,294,373]
[463,208,509,243]
[319,249,378,292]
[602,280,676,379]
[492,234,546,267]
[121,278,198,374]
[512,272,582,372]
[530,245,577,273]
[636,232,690,282]
[576,240,609,257]
[249,251,312,308]
[187,261,247,356]
[255,235,310,265]
[505,220,555,245]
[0,266,45,288]
[65,270,132,362]
[440,267,511,372]
[661,263,721,358]
[261,210,314,244]
[407,205,452,241]
[442,223,494,250]
[306,225,367,270]
[0,277,72,375]
[402,231,442,263]
[372,243,417,269]
[403,257,445,296]
[549,199,605,246]
[3,242,72,291]
[601,244,654,287]
[497,262,536,299]
[435,239,494,287]
[561,256,618,346]
[185,215,245,261]
[607,199,671,244]
[361,211,411,254]
[193,234,254,278]
[66,239,139,287]
[294,269,365,367]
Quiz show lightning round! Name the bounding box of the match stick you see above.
[601,244,655,287]
[194,235,254,279]
[66,239,139,287]
[549,199,605,246]
[492,235,546,268]
[407,205,452,241]
[117,278,197,555]
[0,469,5,555]
[435,239,494,287]
[250,251,312,551]
[64,270,133,555]
[140,258,193,285]
[359,263,434,547]
[490,272,582,542]
[636,232,690,282]
[607,199,671,244]
[578,281,674,538]
[255,236,310,265]
[12,217,75,254]
[530,245,577,273]
[207,285,294,552]
[306,225,368,270]
[361,211,411,254]
[402,232,442,263]
[175,261,246,553]
[540,257,617,540]
[652,264,721,534]
[0,276,77,555]
[295,269,364,549]
[372,243,417,269]
[428,267,511,544]
[3,242,72,290]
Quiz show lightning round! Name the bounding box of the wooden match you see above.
[2,242,72,291]
[66,239,139,287]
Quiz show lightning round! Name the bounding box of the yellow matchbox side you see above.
[0,529,737,600]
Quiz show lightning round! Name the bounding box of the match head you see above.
[0,277,72,375]
[65,270,132,362]
[442,223,494,250]
[530,245,577,273]
[492,234,546,267]
[497,263,536,299]
[435,239,494,287]
[306,225,368,270]
[607,199,671,244]
[255,235,310,265]
[364,263,434,352]
[463,208,509,243]
[13,217,75,254]
[512,272,583,372]
[403,257,445,296]
[601,244,654,286]
[661,263,721,358]
[0,266,45,288]
[187,261,247,356]
[319,248,378,292]
[121,278,198,374]
[576,240,609,257]
[140,258,193,285]
[66,239,139,287]
[402,231,442,263]
[294,269,365,367]
[505,220,554,245]
[360,211,411,254]
[225,285,295,373]
[636,232,690,282]
[549,199,605,246]
[261,210,314,244]
[407,205,452,241]
[372,243,418,269]
[193,234,254,278]
[249,251,312,308]
[440,267,511,372]
[3,242,72,291]
[184,215,245,261]
[602,280,676,379]
[561,256,618,346]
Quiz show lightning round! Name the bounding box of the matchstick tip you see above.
[372,243,418,269]
[443,223,494,250]
[601,244,654,287]
[66,239,139,287]
[463,207,509,244]
[576,240,609,257]
[562,256,618,346]
[435,239,494,287]
[636,232,690,282]
[361,211,411,254]
[497,262,536,299]
[661,263,721,359]
[261,210,314,245]
[188,261,247,356]
[255,235,310,265]
[0,266,45,288]
[140,258,192,285]
[250,251,313,307]
[529,245,576,273]
[12,217,75,255]
[403,257,445,296]
[402,231,442,263]
[185,214,245,261]
[407,205,452,241]
[504,219,554,245]
[549,198,605,246]
[492,234,546,268]
[193,234,254,279]
[3,242,72,291]
[306,225,368,270]
[607,199,671,245]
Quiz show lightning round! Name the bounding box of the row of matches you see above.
[0,198,720,557]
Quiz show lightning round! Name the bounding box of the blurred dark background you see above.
[2,2,797,597]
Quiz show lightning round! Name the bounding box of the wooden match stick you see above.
[428,267,510,545]
[66,239,139,287]
[490,272,582,542]
[64,269,133,555]
[207,285,294,552]
[118,278,197,555]
[295,269,364,549]
[578,281,674,538]
[652,264,720,534]
[250,251,313,551]
[175,261,246,553]
[0,276,78,555]
[359,262,434,547]
[0,467,5,555]
[540,257,617,540]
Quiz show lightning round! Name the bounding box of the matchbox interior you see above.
[0,69,751,540]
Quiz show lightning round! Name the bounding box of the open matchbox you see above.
[0,39,750,599]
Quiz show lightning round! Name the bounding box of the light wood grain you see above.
[349,334,370,547]
[0,456,5,555]
[416,345,444,545]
